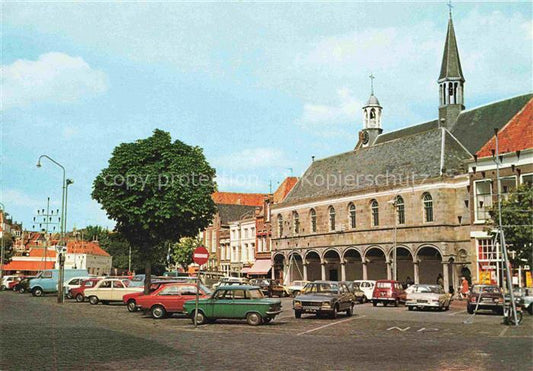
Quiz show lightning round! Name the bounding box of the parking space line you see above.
[498,327,508,337]
[448,310,467,316]
[296,315,367,336]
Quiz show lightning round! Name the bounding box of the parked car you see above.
[293,281,355,318]
[63,276,92,299]
[135,282,211,319]
[513,287,533,315]
[123,280,194,312]
[1,275,20,291]
[342,281,366,303]
[467,285,504,314]
[69,278,101,302]
[212,277,249,290]
[128,274,159,287]
[183,285,282,326]
[30,269,89,297]
[405,284,452,311]
[13,276,36,293]
[372,280,406,307]
[286,280,310,297]
[84,278,143,305]
[353,280,376,302]
[7,277,23,290]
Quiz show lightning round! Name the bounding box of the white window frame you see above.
[474,179,493,224]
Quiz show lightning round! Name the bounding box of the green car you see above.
[183,285,282,326]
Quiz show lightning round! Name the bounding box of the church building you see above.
[270,12,532,292]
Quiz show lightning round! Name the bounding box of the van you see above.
[30,269,89,297]
[371,280,406,307]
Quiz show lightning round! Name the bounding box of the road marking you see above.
[417,327,439,332]
[448,310,467,316]
[498,327,509,337]
[296,315,367,336]
[386,326,411,332]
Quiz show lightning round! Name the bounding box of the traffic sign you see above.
[193,246,209,266]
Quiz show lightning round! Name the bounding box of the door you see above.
[111,280,128,300]
[97,280,113,300]
[212,290,235,318]
[156,284,182,312]
[230,289,249,318]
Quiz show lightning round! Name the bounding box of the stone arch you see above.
[273,253,286,281]
[387,245,414,284]
[343,247,363,281]
[323,249,341,281]
[305,250,322,281]
[364,245,387,280]
[287,251,304,282]
[416,245,443,285]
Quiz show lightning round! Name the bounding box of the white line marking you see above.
[417,327,439,332]
[386,326,411,332]
[448,310,467,316]
[498,327,509,337]
[297,315,366,336]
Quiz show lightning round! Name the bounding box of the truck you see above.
[30,269,89,297]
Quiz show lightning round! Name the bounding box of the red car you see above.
[135,282,210,319]
[372,280,407,307]
[70,278,101,302]
[123,280,193,312]
[8,277,23,290]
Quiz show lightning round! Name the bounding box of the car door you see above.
[156,284,181,312]
[212,289,236,318]
[340,284,351,309]
[96,280,113,300]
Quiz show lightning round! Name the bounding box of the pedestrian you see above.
[460,276,469,299]
[437,273,444,288]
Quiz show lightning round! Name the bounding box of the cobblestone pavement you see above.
[1,292,532,370]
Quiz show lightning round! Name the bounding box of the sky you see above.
[2,1,532,230]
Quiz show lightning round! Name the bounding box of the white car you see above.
[286,280,310,297]
[1,275,19,290]
[84,278,143,305]
[212,277,249,290]
[353,280,376,302]
[63,276,92,298]
[405,284,452,311]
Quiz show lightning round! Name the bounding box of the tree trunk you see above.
[144,260,152,295]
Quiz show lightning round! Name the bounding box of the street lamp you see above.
[388,198,398,281]
[37,155,69,303]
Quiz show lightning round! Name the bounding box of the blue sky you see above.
[2,1,532,230]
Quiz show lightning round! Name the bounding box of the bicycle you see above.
[502,298,523,326]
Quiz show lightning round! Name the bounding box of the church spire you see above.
[358,74,383,148]
[438,3,465,128]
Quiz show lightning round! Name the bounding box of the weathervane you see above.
[447,0,453,18]
[369,73,375,95]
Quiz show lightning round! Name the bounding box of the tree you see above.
[172,237,202,271]
[1,231,15,266]
[92,129,216,293]
[489,184,533,267]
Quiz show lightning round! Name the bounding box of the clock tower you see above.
[358,74,383,148]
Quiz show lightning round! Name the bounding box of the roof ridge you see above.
[375,119,437,139]
[459,93,533,114]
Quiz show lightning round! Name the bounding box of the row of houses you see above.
[200,14,532,292]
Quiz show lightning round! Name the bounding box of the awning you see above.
[247,259,272,275]
[241,267,251,274]
[2,260,55,272]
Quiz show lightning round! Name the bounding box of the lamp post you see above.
[0,202,5,282]
[37,155,69,304]
[388,198,398,281]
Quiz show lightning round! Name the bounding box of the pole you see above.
[0,202,5,282]
[128,245,132,274]
[194,266,201,328]
[494,129,518,325]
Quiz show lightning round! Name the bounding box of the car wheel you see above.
[66,292,73,299]
[246,312,263,326]
[0,285,6,291]
[294,310,302,319]
[89,296,99,305]
[383,301,388,307]
[408,306,413,311]
[191,310,207,325]
[346,304,354,317]
[32,287,43,297]
[263,317,272,323]
[467,304,474,314]
[394,299,399,307]
[19,288,25,294]
[528,305,533,315]
[372,301,377,307]
[127,300,138,312]
[362,295,368,303]
[331,305,339,319]
[75,294,85,303]
[151,305,166,319]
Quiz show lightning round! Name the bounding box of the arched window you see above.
[348,203,356,229]
[310,209,317,233]
[395,196,405,225]
[329,206,336,231]
[370,108,376,119]
[371,200,379,226]
[277,214,283,237]
[292,211,300,234]
[423,193,434,222]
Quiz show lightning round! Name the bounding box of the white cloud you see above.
[297,88,362,136]
[2,52,108,110]
[2,189,59,209]
[214,148,291,170]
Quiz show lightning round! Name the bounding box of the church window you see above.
[423,193,434,222]
[310,209,317,233]
[292,211,300,234]
[371,200,379,226]
[348,203,356,228]
[277,214,283,237]
[329,206,336,231]
[395,196,405,225]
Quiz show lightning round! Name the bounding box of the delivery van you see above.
[30,269,89,297]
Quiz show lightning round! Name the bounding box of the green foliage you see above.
[1,231,15,265]
[489,184,533,267]
[172,237,202,270]
[92,129,217,289]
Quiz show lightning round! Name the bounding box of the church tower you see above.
[359,74,383,148]
[438,8,465,128]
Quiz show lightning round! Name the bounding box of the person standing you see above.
[460,276,470,299]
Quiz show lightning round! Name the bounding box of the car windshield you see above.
[473,286,501,294]
[418,285,442,294]
[377,282,392,288]
[302,283,339,294]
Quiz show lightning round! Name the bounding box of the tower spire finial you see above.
[447,0,453,18]
[369,73,375,95]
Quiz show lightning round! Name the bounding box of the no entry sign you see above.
[193,246,209,266]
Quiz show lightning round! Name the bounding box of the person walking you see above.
[460,276,470,299]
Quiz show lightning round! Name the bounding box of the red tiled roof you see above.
[212,192,266,206]
[29,248,57,258]
[2,260,55,272]
[477,98,533,158]
[273,177,299,203]
[67,241,110,257]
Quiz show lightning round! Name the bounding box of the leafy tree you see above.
[489,184,533,267]
[1,231,15,266]
[172,237,202,271]
[81,225,108,242]
[92,129,216,293]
